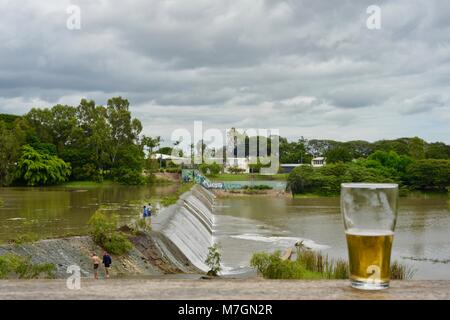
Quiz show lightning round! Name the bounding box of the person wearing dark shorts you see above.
[148,203,153,217]
[92,253,101,279]
[102,251,112,278]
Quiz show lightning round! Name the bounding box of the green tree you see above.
[73,99,111,180]
[405,159,450,190]
[372,138,410,156]
[425,142,449,159]
[0,121,22,186]
[367,150,413,174]
[306,139,341,157]
[105,97,144,183]
[111,144,145,184]
[343,140,373,158]
[142,135,161,155]
[158,146,173,155]
[106,97,142,165]
[279,137,310,164]
[286,165,316,195]
[14,145,71,186]
[0,114,21,128]
[325,146,353,163]
[408,137,426,159]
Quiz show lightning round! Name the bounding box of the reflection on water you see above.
[0,185,177,241]
[215,194,450,280]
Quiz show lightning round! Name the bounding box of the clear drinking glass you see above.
[341,183,399,290]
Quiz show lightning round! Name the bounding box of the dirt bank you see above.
[154,172,180,182]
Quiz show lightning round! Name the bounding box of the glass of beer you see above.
[341,183,398,290]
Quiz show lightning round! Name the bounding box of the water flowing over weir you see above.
[153,185,216,272]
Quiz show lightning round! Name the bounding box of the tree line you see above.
[287,149,450,196]
[0,97,157,186]
[282,136,449,195]
[1,98,449,189]
[280,136,449,164]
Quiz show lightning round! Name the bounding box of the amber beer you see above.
[341,183,398,290]
[346,229,393,284]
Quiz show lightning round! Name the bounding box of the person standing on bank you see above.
[91,252,101,279]
[102,251,112,279]
[142,205,148,218]
[148,203,153,217]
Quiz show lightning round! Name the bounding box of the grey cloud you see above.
[0,0,449,143]
[399,94,449,115]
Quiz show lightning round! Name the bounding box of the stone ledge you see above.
[0,279,449,300]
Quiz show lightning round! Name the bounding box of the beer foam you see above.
[346,228,394,236]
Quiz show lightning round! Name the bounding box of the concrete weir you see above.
[0,185,215,278]
[152,185,216,272]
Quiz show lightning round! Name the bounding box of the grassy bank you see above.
[60,180,118,188]
[0,254,55,279]
[208,173,287,181]
[58,177,178,189]
[147,182,194,207]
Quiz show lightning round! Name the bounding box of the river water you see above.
[0,185,449,279]
[214,193,450,279]
[0,185,177,241]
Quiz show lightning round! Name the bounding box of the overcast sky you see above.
[1,0,449,144]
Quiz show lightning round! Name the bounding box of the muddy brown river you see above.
[0,185,449,279]
[215,193,450,279]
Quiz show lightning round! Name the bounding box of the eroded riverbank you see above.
[0,231,199,279]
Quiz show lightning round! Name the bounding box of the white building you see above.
[311,157,326,167]
[151,153,190,164]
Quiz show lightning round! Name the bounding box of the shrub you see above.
[88,211,133,255]
[14,145,71,186]
[165,167,182,174]
[0,254,55,279]
[103,233,133,255]
[390,261,415,280]
[228,166,245,174]
[208,163,222,176]
[113,168,144,185]
[130,218,152,234]
[199,163,209,175]
[205,243,222,276]
[250,251,322,279]
[286,165,315,195]
[242,184,272,190]
[9,233,40,245]
[200,163,221,176]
